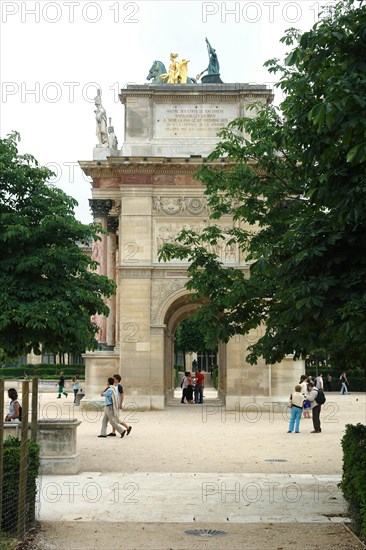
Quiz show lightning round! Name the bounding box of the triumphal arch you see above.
[80,47,303,409]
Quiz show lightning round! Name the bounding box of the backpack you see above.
[180,376,186,389]
[315,388,326,405]
[18,404,22,421]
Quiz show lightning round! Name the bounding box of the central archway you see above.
[159,291,226,403]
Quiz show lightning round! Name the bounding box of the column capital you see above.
[107,216,119,233]
[89,199,113,218]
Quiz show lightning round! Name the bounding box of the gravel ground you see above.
[7,391,366,549]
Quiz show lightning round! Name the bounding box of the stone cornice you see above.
[119,83,274,104]
[79,157,250,178]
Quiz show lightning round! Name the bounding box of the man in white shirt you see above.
[315,373,323,390]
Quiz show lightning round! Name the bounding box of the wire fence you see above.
[0,378,40,544]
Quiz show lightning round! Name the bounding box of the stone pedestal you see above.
[93,146,120,161]
[82,350,119,397]
[201,74,223,83]
[3,419,82,475]
[37,419,81,475]
[119,83,273,157]
[79,396,105,411]
[74,391,85,406]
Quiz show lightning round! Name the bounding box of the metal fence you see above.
[0,378,40,543]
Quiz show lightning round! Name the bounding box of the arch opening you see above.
[162,293,222,404]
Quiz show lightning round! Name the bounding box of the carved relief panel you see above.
[150,278,187,324]
[153,219,240,264]
[152,196,210,216]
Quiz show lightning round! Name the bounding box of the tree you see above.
[0,132,115,358]
[159,0,366,367]
[175,317,217,355]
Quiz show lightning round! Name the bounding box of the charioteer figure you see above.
[196,38,223,83]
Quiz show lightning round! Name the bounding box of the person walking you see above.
[57,371,68,399]
[340,371,350,394]
[307,380,322,433]
[326,373,332,392]
[98,377,126,438]
[108,374,132,436]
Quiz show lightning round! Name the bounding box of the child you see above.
[287,384,305,433]
[303,397,311,419]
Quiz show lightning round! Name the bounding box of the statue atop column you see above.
[161,53,194,84]
[146,55,197,84]
[108,118,119,150]
[196,38,223,83]
[166,53,180,83]
[94,90,108,147]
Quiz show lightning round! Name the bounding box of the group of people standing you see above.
[181,367,205,404]
[98,374,132,439]
[287,374,325,434]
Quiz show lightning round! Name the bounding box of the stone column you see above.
[89,199,112,346]
[106,216,119,347]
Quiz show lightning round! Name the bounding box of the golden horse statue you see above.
[160,53,192,84]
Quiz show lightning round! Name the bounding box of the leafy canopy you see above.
[175,316,217,354]
[0,132,115,358]
[159,0,366,366]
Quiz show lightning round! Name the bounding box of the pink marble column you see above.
[89,199,112,346]
[106,217,118,347]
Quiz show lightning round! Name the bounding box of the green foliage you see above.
[0,132,116,358]
[0,530,18,550]
[0,363,85,379]
[173,365,180,387]
[175,317,217,354]
[159,1,366,365]
[1,437,40,534]
[340,424,366,541]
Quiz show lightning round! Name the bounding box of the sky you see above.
[0,0,333,223]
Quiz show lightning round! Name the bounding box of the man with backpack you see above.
[307,380,326,433]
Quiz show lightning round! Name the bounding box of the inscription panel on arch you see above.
[154,103,239,139]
